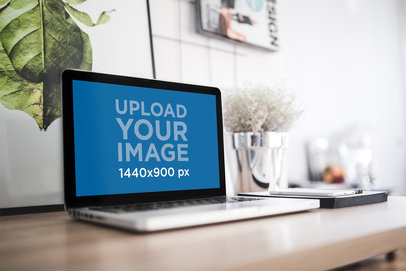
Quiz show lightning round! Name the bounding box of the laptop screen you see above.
[71,79,221,197]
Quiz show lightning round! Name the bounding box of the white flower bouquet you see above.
[223,83,302,133]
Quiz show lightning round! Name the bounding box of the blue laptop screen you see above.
[72,80,220,197]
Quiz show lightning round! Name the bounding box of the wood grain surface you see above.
[1,197,406,271]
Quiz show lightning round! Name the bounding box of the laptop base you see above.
[70,197,319,232]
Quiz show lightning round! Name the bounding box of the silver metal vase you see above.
[230,132,288,194]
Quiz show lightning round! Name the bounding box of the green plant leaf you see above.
[79,28,92,70]
[0,42,44,128]
[65,0,86,5]
[0,0,94,130]
[96,10,111,25]
[9,0,30,9]
[64,3,113,27]
[0,0,86,81]
[63,3,92,26]
[0,0,10,7]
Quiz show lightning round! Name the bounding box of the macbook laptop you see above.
[61,69,319,232]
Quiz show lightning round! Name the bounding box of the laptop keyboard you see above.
[89,196,264,214]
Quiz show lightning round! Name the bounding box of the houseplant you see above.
[223,83,302,193]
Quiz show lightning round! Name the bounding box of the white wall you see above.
[279,0,405,193]
[150,0,406,194]
[400,0,406,195]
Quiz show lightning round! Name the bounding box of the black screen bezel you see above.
[62,69,226,209]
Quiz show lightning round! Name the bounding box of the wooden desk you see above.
[1,196,406,271]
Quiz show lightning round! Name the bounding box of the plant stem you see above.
[39,0,45,70]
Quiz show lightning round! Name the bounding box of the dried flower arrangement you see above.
[223,83,302,133]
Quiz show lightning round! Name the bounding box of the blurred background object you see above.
[306,125,376,190]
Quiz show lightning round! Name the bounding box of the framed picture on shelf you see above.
[196,0,278,51]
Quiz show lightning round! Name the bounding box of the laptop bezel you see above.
[61,69,226,209]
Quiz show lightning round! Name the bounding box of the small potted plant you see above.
[223,83,302,193]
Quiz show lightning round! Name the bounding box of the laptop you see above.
[61,69,319,232]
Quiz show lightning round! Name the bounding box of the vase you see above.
[229,131,288,194]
